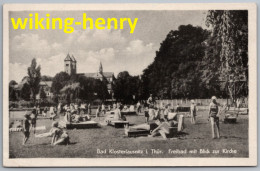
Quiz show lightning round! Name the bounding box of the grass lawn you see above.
[9,110,248,158]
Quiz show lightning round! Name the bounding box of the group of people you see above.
[140,94,222,139]
[22,94,222,145]
[35,121,70,146]
[63,103,91,123]
[22,111,69,146]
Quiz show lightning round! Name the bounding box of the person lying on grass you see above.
[35,121,70,145]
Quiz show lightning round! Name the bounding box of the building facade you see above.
[64,53,115,95]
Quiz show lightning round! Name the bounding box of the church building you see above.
[64,53,115,95]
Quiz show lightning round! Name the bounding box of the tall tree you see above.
[205,10,248,101]
[142,25,209,99]
[27,58,41,102]
[20,83,31,101]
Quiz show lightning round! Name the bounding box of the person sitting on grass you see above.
[129,105,135,112]
[148,112,178,139]
[35,121,61,138]
[148,105,160,121]
[53,130,70,146]
[122,105,129,112]
[49,105,57,120]
[105,103,126,124]
[124,106,160,135]
[163,104,171,119]
[22,113,31,145]
[42,106,48,117]
[35,121,68,145]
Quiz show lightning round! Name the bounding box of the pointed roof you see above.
[71,55,77,62]
[64,53,72,61]
[99,61,103,73]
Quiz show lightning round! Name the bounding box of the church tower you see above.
[99,61,103,74]
[64,53,76,75]
[70,54,77,75]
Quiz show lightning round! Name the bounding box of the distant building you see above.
[64,53,115,95]
[64,53,77,75]
[36,81,53,100]
[11,77,53,100]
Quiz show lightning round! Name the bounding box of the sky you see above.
[9,10,207,82]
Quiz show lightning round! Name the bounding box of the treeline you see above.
[51,72,109,103]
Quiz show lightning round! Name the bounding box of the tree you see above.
[9,80,18,87]
[52,72,70,95]
[205,10,248,101]
[20,83,31,101]
[142,25,209,99]
[39,87,47,100]
[9,80,18,101]
[60,82,82,102]
[9,86,17,101]
[27,58,41,102]
[113,71,141,103]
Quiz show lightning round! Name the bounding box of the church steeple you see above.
[99,62,103,74]
[64,53,77,75]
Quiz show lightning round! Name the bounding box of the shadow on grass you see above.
[221,136,244,139]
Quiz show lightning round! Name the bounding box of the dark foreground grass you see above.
[9,111,248,158]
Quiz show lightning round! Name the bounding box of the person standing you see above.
[190,100,197,124]
[30,108,37,134]
[101,103,106,115]
[113,103,117,110]
[176,103,180,113]
[147,94,155,106]
[208,96,220,139]
[88,103,91,115]
[23,113,31,145]
[96,105,101,120]
[136,101,141,114]
[36,105,41,115]
[57,103,61,115]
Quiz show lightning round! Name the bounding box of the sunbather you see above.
[35,121,69,145]
[35,121,61,138]
[149,112,178,139]
[53,130,70,146]
[105,103,126,124]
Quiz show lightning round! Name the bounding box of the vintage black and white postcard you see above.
[3,3,257,167]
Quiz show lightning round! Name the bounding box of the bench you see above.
[109,120,129,128]
[121,111,136,115]
[127,129,150,137]
[66,121,99,129]
[224,116,237,124]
